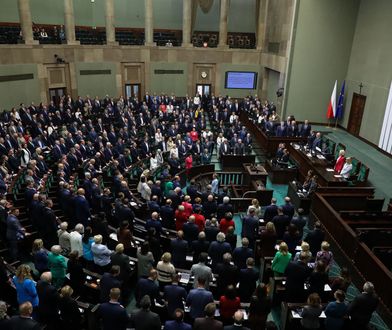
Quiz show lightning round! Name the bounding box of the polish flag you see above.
[327,80,337,119]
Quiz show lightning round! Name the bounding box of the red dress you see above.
[219,296,241,320]
[182,201,193,218]
[185,155,193,175]
[219,218,235,234]
[175,210,188,231]
[334,156,345,172]
[190,130,199,142]
[193,213,206,231]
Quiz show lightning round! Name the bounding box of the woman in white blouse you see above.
[340,157,353,179]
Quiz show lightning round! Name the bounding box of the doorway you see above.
[196,84,211,96]
[49,87,66,107]
[125,83,141,100]
[347,93,366,136]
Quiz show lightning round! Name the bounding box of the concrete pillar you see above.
[257,0,269,50]
[17,0,38,45]
[105,0,118,45]
[64,0,79,45]
[218,0,229,48]
[182,0,193,47]
[144,0,155,46]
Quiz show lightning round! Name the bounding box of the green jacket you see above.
[47,252,67,279]
[271,251,292,274]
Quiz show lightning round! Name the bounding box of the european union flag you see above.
[336,80,345,119]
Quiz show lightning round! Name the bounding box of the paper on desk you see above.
[186,255,193,262]
[179,272,190,284]
[334,175,342,178]
[326,168,335,172]
[324,284,332,291]
[306,153,312,157]
[317,155,326,160]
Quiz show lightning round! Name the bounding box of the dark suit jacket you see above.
[3,316,43,330]
[348,292,379,326]
[100,273,122,302]
[98,301,130,330]
[36,280,59,321]
[193,317,223,330]
[285,261,312,302]
[164,320,191,330]
[263,204,278,222]
[238,268,259,302]
[170,238,188,268]
[163,284,188,317]
[131,309,161,330]
[224,325,250,330]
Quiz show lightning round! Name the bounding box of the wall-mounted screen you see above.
[225,71,257,89]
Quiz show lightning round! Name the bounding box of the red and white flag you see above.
[327,80,337,119]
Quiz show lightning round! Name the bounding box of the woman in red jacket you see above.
[220,285,241,325]
[185,154,193,178]
[334,149,346,173]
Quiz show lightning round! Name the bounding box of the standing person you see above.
[156,252,176,289]
[300,293,323,329]
[163,274,188,318]
[6,208,26,261]
[58,285,82,330]
[32,239,48,275]
[185,154,193,180]
[137,241,155,278]
[4,301,42,330]
[82,226,94,269]
[163,308,191,330]
[186,277,214,320]
[12,264,39,311]
[324,290,348,330]
[248,284,271,330]
[131,295,161,330]
[219,285,241,325]
[36,272,59,330]
[91,234,112,273]
[193,302,223,330]
[98,288,131,330]
[223,310,250,330]
[238,258,259,303]
[271,242,291,276]
[211,173,219,195]
[47,245,67,289]
[348,282,379,330]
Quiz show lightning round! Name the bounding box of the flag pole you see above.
[334,118,338,129]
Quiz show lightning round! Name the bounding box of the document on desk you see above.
[179,273,190,284]
[293,144,300,150]
[326,168,335,172]
[317,155,326,160]
[291,310,302,318]
[324,284,332,291]
[334,175,342,178]
[306,153,312,158]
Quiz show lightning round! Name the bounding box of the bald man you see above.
[223,310,250,330]
[36,272,59,329]
[5,302,42,330]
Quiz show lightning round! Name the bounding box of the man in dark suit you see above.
[238,258,259,303]
[182,216,199,245]
[281,196,295,220]
[272,207,290,239]
[36,272,59,330]
[163,274,188,318]
[4,301,42,330]
[135,269,160,307]
[161,199,174,229]
[217,197,234,221]
[312,132,322,151]
[284,252,312,302]
[215,253,239,295]
[241,209,259,248]
[203,194,217,219]
[348,281,379,329]
[224,310,250,330]
[163,309,191,330]
[233,139,245,156]
[304,221,325,256]
[233,238,254,270]
[186,279,214,320]
[100,265,122,303]
[98,288,130,330]
[193,302,223,330]
[263,198,278,222]
[170,231,188,268]
[131,295,161,330]
[208,232,232,270]
[300,120,312,137]
[291,208,308,237]
[191,231,210,263]
[74,188,91,227]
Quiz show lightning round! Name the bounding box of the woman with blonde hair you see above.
[59,285,82,329]
[247,199,261,217]
[32,238,48,274]
[156,252,176,288]
[316,241,334,270]
[12,264,39,309]
[294,241,312,261]
[271,242,292,276]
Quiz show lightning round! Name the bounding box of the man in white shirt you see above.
[70,223,84,256]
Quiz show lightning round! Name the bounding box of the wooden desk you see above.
[288,143,348,187]
[243,163,268,186]
[220,154,256,170]
[240,111,307,156]
[264,159,298,184]
[287,182,311,214]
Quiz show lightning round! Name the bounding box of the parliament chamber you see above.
[0,1,391,330]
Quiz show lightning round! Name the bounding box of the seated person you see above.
[339,157,353,179]
[334,149,346,172]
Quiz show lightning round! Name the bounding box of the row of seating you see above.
[191,31,256,49]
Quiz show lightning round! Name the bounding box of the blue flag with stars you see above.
[336,80,345,119]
